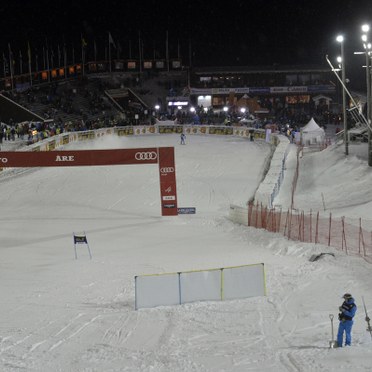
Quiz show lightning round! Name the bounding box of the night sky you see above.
[1,0,372,73]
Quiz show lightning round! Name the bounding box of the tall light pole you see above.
[337,35,348,155]
[362,24,372,166]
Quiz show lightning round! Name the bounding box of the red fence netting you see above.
[247,203,372,261]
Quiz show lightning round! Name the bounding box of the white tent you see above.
[301,117,325,145]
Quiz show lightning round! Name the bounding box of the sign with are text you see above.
[0,148,159,167]
[1,147,178,216]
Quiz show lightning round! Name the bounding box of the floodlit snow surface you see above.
[1,133,372,372]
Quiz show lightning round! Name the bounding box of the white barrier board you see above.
[180,269,221,303]
[135,263,266,309]
[223,264,265,300]
[135,273,179,309]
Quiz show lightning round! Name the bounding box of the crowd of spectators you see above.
[2,79,117,124]
[0,71,351,149]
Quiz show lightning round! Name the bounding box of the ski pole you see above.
[362,296,372,340]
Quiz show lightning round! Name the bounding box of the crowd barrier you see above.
[229,203,372,261]
[135,263,266,310]
[1,124,272,152]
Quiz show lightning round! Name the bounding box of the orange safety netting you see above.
[247,203,372,260]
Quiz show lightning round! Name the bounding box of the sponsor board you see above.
[158,126,183,134]
[163,203,176,208]
[158,147,178,216]
[177,207,196,214]
[78,131,95,141]
[0,148,159,167]
[209,127,233,135]
[162,195,176,201]
[48,140,56,151]
[116,127,134,136]
[62,135,70,145]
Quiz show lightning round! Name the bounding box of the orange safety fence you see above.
[247,203,372,260]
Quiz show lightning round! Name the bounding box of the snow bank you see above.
[253,134,290,208]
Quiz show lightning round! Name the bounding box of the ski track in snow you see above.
[1,135,372,371]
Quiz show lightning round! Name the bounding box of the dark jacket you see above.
[339,297,357,321]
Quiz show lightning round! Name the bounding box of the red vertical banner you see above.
[158,147,178,216]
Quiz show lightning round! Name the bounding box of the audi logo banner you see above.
[2,146,178,216]
[160,167,175,174]
[0,148,159,167]
[158,147,178,216]
[135,151,158,161]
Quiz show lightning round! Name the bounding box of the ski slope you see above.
[1,133,372,371]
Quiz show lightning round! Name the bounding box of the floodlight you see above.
[362,24,370,33]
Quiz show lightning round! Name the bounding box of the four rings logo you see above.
[0,157,8,163]
[160,167,175,173]
[135,151,157,161]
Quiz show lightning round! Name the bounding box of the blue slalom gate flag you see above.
[74,235,88,244]
[73,232,92,259]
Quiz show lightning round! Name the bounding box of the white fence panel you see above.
[135,263,266,309]
[135,273,179,310]
[180,269,221,303]
[223,264,265,300]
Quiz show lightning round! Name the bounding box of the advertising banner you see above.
[48,140,56,151]
[0,148,159,167]
[62,135,70,145]
[158,125,183,134]
[116,127,134,136]
[158,147,178,216]
[133,126,157,135]
[2,146,177,217]
[209,127,233,135]
[78,131,96,141]
[270,86,308,93]
[308,85,336,92]
[177,207,196,214]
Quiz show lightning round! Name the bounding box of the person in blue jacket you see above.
[337,293,357,347]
